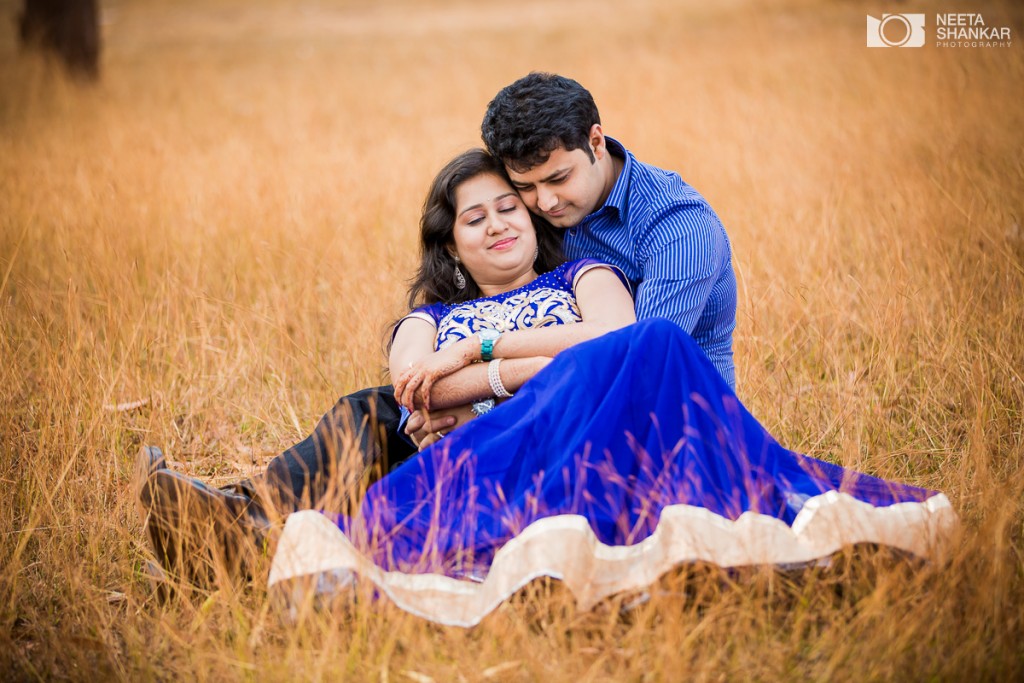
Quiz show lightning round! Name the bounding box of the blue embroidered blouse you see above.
[399,259,630,351]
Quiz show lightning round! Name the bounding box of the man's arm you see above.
[634,203,729,332]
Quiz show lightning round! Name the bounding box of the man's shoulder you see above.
[628,155,707,209]
[621,157,720,243]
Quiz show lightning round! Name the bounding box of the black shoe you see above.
[133,446,167,543]
[133,446,166,486]
[134,446,269,588]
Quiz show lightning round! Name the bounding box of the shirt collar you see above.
[591,136,632,223]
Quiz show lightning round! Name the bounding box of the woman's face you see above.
[450,172,538,292]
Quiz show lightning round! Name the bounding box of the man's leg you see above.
[250,385,416,513]
[135,385,417,585]
[136,446,269,589]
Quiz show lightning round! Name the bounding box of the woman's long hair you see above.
[406,148,565,309]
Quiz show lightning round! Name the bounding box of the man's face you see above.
[505,141,609,229]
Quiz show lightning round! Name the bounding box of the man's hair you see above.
[481,72,601,173]
[406,148,565,308]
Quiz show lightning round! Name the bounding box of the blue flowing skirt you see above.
[341,319,938,578]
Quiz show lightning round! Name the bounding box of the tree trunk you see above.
[19,0,101,80]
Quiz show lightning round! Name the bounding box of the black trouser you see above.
[231,386,417,514]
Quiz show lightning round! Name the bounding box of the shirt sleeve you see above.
[634,204,729,333]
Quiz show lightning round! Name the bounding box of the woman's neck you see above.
[475,268,539,298]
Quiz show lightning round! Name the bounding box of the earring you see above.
[453,255,467,290]
[534,246,539,263]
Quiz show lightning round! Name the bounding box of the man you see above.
[484,73,735,387]
[134,72,737,583]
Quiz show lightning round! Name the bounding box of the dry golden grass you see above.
[1,0,1022,679]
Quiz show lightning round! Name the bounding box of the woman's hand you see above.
[394,339,476,411]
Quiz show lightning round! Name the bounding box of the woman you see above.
[268,150,956,627]
[388,149,636,448]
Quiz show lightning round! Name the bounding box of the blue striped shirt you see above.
[562,138,737,388]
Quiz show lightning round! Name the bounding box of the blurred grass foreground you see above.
[1,0,1023,679]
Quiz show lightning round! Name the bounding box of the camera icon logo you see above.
[867,14,926,47]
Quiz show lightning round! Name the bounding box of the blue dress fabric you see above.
[341,314,938,579]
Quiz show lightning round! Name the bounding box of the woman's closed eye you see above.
[467,205,517,225]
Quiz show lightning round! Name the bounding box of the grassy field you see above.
[1,0,1022,679]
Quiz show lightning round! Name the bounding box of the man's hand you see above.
[405,404,478,450]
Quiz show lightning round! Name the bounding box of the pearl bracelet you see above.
[488,358,513,399]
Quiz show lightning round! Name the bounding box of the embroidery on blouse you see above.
[435,287,581,350]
